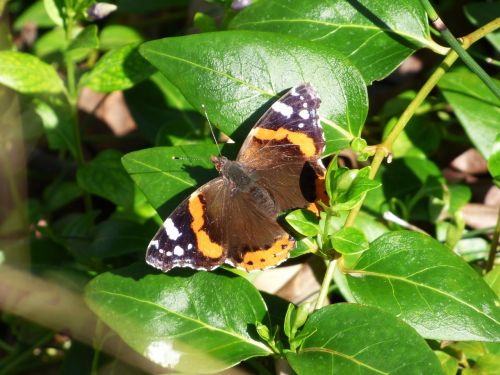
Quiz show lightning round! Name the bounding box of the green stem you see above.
[420,0,500,99]
[63,10,92,213]
[314,259,336,310]
[313,19,499,311]
[486,207,500,272]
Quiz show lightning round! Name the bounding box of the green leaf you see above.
[334,167,381,211]
[99,25,143,50]
[438,70,500,159]
[77,150,135,208]
[14,0,56,30]
[140,31,368,154]
[331,227,368,255]
[484,267,500,298]
[0,51,65,94]
[43,0,63,26]
[194,12,217,33]
[286,304,444,374]
[43,181,82,213]
[346,231,500,341]
[34,27,66,61]
[448,184,471,215]
[80,43,155,93]
[85,266,273,373]
[124,73,204,145]
[114,0,189,13]
[286,209,320,237]
[121,145,219,216]
[67,25,99,61]
[464,2,500,50]
[488,134,500,187]
[434,351,459,375]
[462,353,500,375]
[229,0,433,84]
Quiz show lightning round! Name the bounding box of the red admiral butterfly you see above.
[146,83,326,272]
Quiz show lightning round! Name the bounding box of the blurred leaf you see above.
[140,31,368,154]
[99,25,143,50]
[121,145,219,217]
[485,267,500,298]
[14,0,55,30]
[331,227,368,255]
[434,351,459,375]
[86,219,157,258]
[194,12,217,32]
[462,353,500,375]
[0,51,65,94]
[80,43,155,92]
[124,73,203,145]
[448,184,471,215]
[77,150,144,211]
[439,70,500,159]
[43,180,82,213]
[464,2,500,50]
[230,0,432,84]
[53,212,99,255]
[114,0,189,13]
[43,0,63,26]
[67,25,99,61]
[346,231,500,341]
[34,27,66,61]
[287,304,444,374]
[85,265,273,373]
[286,209,320,237]
[488,134,500,187]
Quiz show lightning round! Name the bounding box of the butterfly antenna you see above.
[202,104,222,156]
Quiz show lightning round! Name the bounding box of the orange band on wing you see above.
[253,127,317,158]
[189,194,224,259]
[237,234,294,271]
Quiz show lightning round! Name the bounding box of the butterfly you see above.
[146,83,326,272]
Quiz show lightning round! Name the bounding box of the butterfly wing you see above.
[237,83,326,212]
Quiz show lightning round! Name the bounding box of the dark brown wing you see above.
[237,83,326,212]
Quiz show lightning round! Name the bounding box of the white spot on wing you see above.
[272,101,293,118]
[144,341,181,368]
[173,246,184,256]
[303,102,308,108]
[291,86,299,96]
[159,248,164,254]
[300,96,304,100]
[298,123,304,128]
[299,109,310,119]
[166,251,172,256]
[187,244,193,250]
[164,218,182,240]
[149,240,159,249]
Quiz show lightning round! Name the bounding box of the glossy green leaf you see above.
[67,25,99,60]
[80,43,155,93]
[85,266,272,373]
[438,70,500,159]
[333,167,381,211]
[14,0,55,30]
[230,0,433,84]
[99,25,143,50]
[0,51,65,94]
[464,2,500,50]
[77,150,135,208]
[140,31,368,154]
[346,231,500,341]
[121,145,219,217]
[286,304,444,374]
[286,209,320,237]
[34,27,66,61]
[331,227,368,255]
[488,134,500,187]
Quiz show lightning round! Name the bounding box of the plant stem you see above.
[420,0,500,99]
[313,18,499,311]
[63,10,92,213]
[314,259,336,310]
[486,207,500,272]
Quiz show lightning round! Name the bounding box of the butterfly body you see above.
[146,83,326,272]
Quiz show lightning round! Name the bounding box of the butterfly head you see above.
[210,155,229,173]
